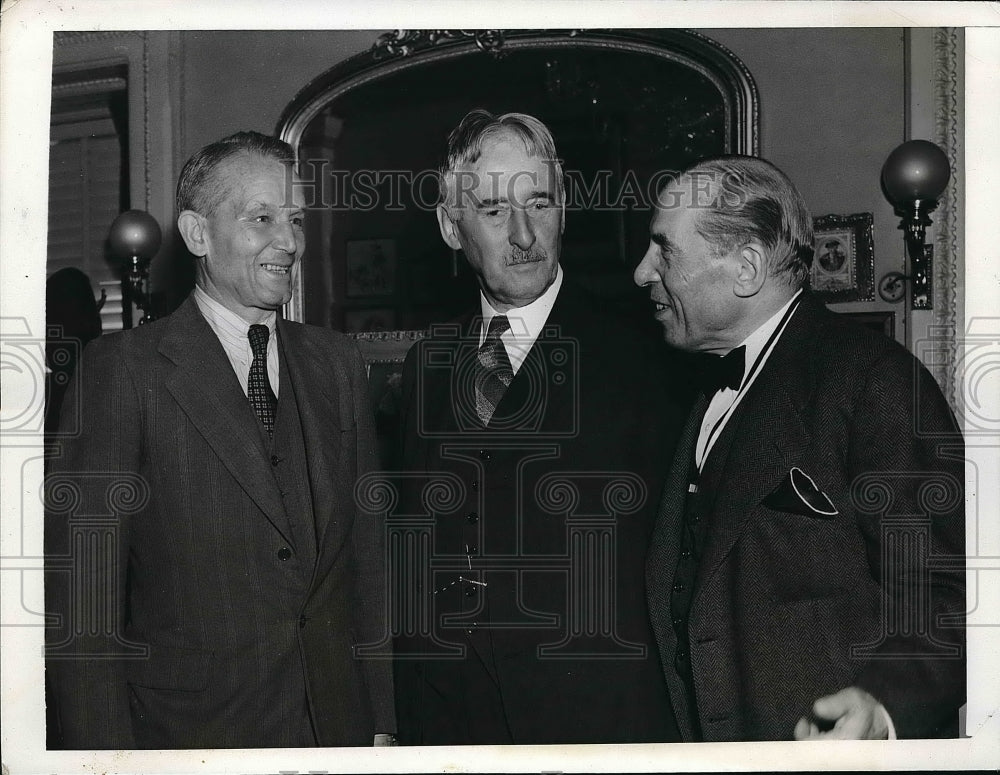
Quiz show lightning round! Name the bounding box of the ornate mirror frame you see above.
[276,28,760,324]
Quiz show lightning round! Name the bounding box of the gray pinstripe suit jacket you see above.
[45,297,394,749]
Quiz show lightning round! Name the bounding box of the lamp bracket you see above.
[877,245,933,308]
[878,272,908,303]
[909,243,933,310]
[126,253,156,325]
[882,199,937,311]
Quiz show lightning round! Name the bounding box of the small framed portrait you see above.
[808,212,875,302]
[345,239,396,298]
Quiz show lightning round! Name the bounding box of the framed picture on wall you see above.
[346,238,397,298]
[808,212,875,303]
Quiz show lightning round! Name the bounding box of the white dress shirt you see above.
[478,265,564,375]
[694,289,802,471]
[193,285,280,397]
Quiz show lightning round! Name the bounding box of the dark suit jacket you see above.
[647,293,966,741]
[45,296,394,749]
[392,280,687,745]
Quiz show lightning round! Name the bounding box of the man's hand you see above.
[793,687,890,740]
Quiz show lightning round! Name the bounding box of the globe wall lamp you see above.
[877,140,951,310]
[108,209,162,327]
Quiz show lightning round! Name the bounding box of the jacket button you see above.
[471,480,479,490]
[277,547,292,561]
[271,455,281,466]
[466,512,479,524]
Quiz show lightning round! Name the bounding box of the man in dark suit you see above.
[635,155,965,740]
[45,131,394,749]
[390,110,685,744]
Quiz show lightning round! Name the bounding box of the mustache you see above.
[506,246,547,265]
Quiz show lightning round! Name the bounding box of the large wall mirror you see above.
[277,29,758,334]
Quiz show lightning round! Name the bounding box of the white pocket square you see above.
[762,466,839,518]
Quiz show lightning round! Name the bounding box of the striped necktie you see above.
[474,315,514,426]
[247,324,277,437]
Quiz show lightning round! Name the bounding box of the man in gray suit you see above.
[45,131,394,749]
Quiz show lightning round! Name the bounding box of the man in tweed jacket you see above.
[635,155,965,740]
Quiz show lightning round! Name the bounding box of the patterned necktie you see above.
[247,324,277,437]
[474,315,514,426]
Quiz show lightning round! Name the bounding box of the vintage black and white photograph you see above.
[1,2,998,774]
[809,212,876,302]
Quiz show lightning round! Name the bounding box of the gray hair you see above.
[675,155,814,287]
[439,109,563,208]
[176,131,295,217]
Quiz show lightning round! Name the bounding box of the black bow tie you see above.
[692,346,746,396]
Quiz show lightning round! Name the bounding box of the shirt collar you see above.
[735,288,803,380]
[479,264,564,344]
[193,285,277,346]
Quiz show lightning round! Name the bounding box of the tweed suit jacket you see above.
[45,296,394,749]
[646,292,966,741]
[392,280,688,745]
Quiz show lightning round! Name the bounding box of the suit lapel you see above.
[273,342,318,572]
[428,316,476,438]
[277,319,345,557]
[160,298,294,546]
[692,299,819,601]
[490,289,575,433]
[646,392,707,741]
[491,332,552,432]
[444,296,577,435]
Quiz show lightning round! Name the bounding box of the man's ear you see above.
[437,205,463,251]
[177,210,209,257]
[733,242,768,298]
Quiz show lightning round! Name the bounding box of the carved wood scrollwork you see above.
[930,27,962,409]
[276,29,759,327]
